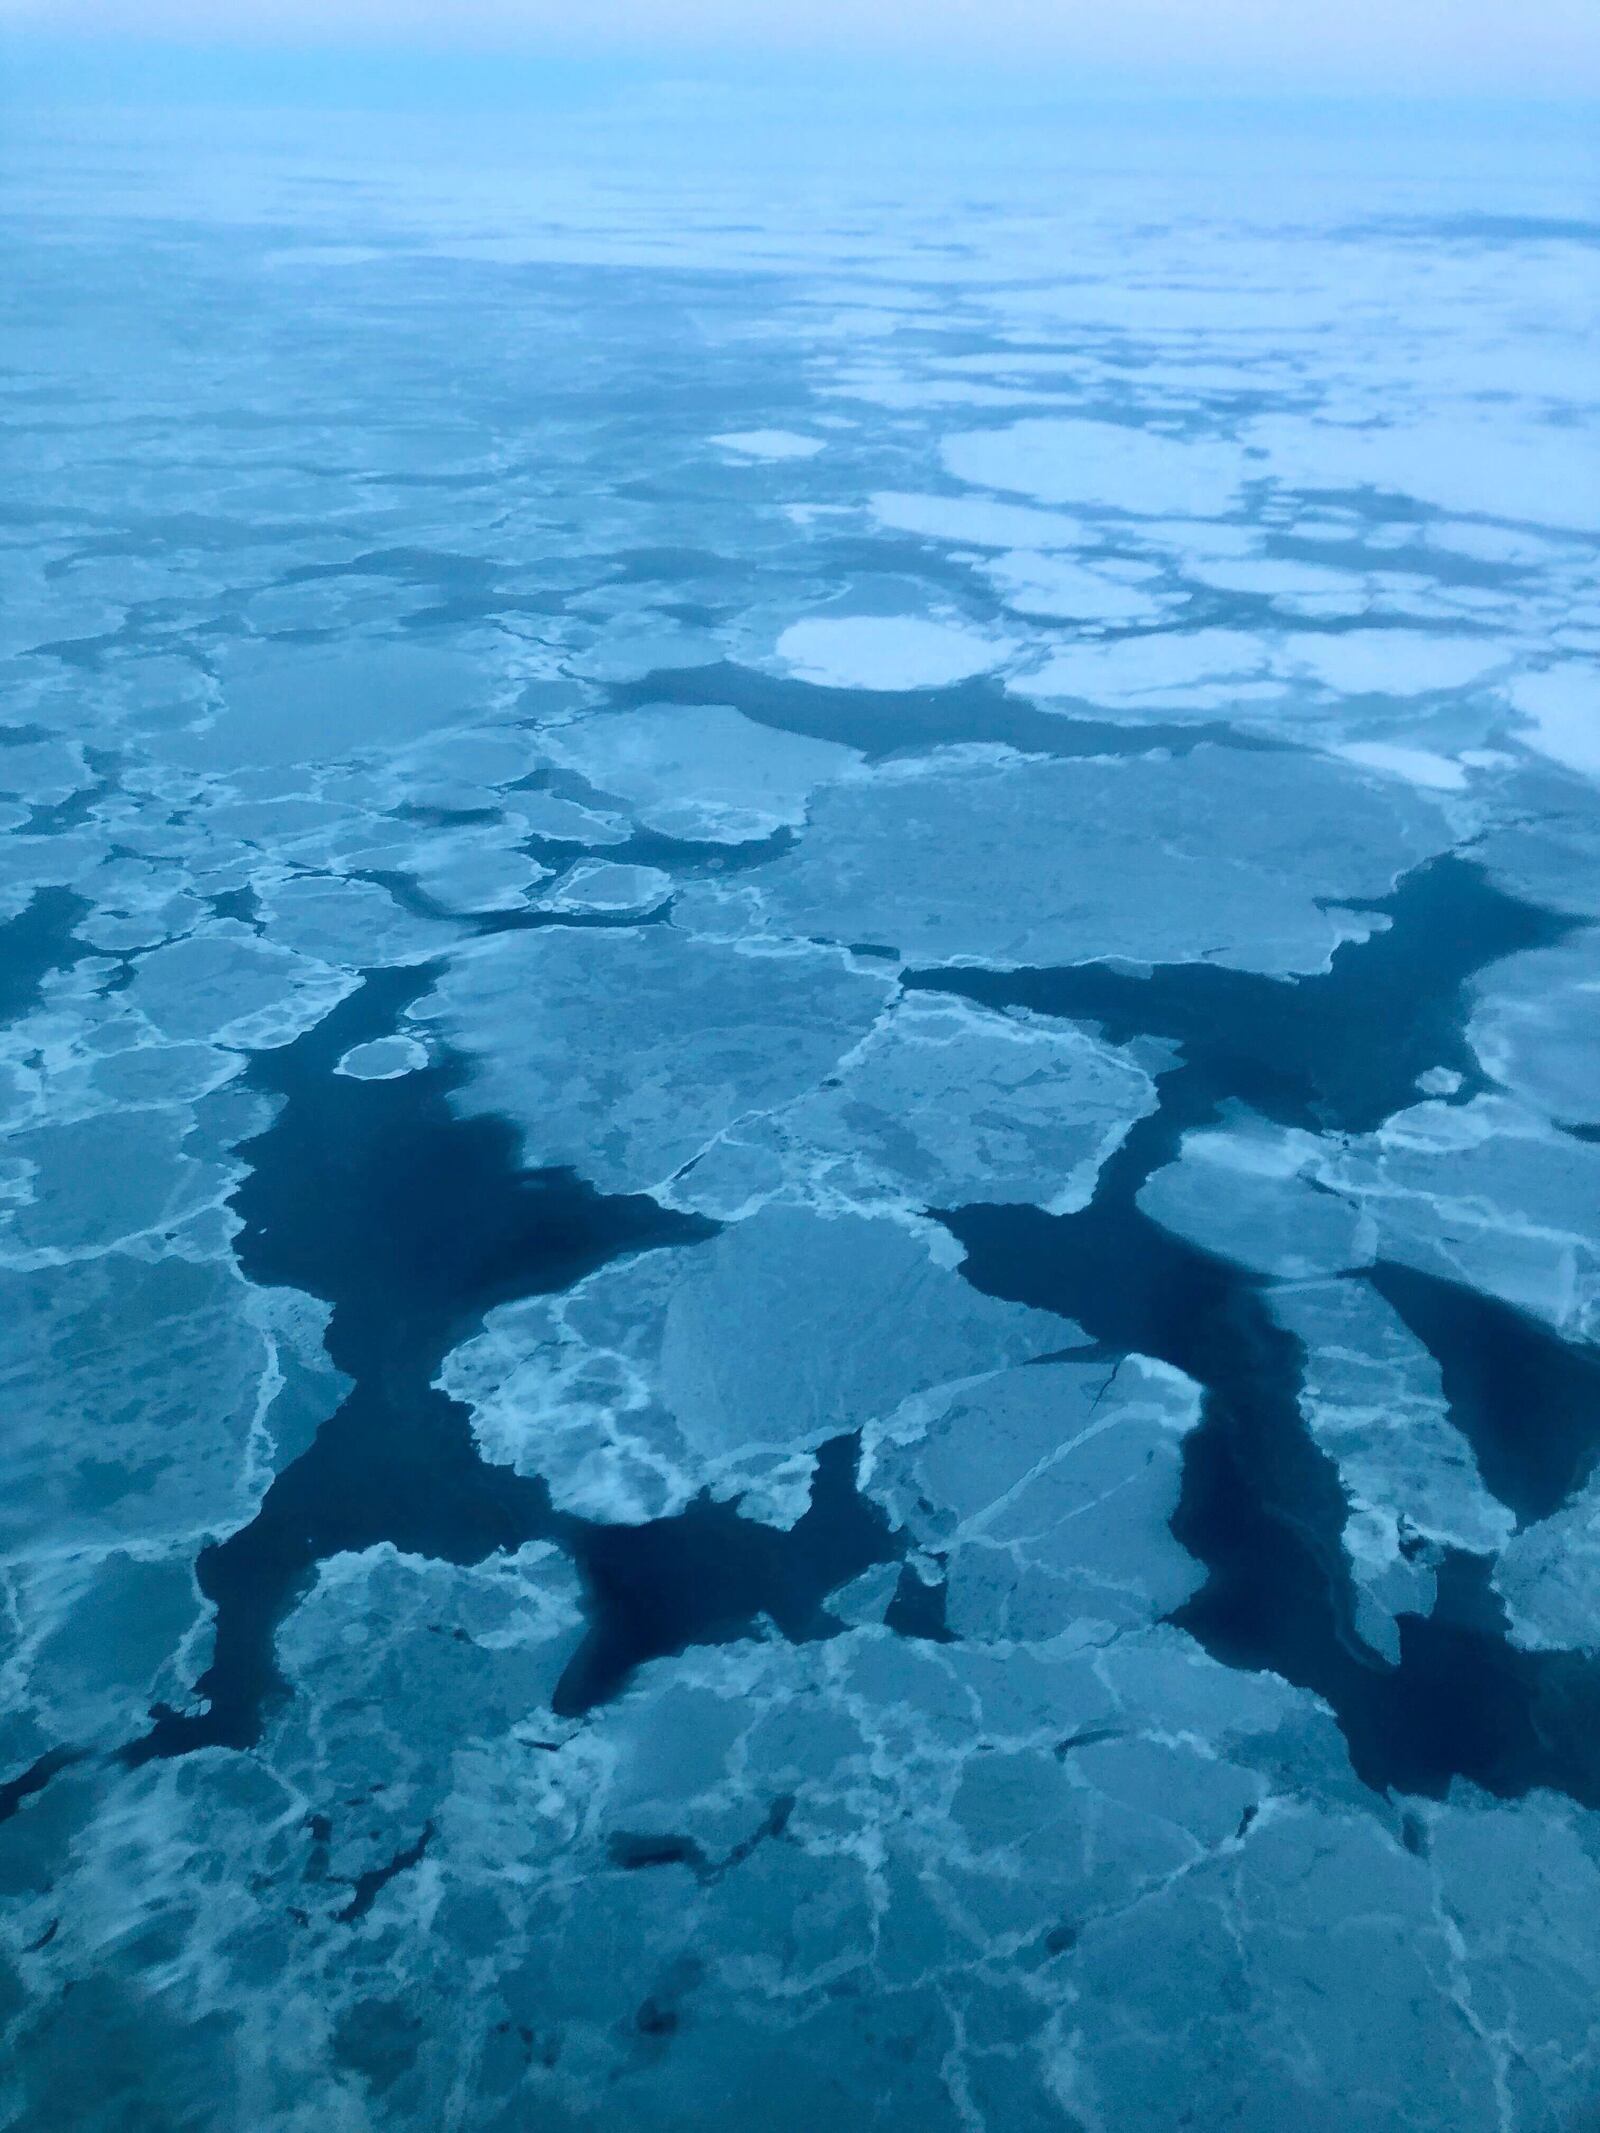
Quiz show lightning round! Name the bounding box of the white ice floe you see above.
[1333,742,1468,791]
[1504,664,1600,779]
[774,614,1013,691]
[711,429,825,460]
[869,489,1086,550]
[334,1035,429,1080]
[1276,630,1507,697]
[982,551,1174,624]
[1017,627,1271,713]
[1248,412,1600,531]
[1138,1122,1376,1282]
[942,417,1247,519]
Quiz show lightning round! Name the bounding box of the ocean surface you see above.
[2,96,1598,2132]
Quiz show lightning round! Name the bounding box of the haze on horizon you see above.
[4,0,1600,102]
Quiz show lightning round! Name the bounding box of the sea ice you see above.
[692,743,1447,977]
[669,991,1158,1221]
[420,922,891,1194]
[1469,928,1600,1127]
[540,702,860,842]
[711,430,825,460]
[775,615,1013,691]
[942,417,1247,519]
[445,1204,1074,1525]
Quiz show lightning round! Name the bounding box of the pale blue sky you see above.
[4,0,1599,101]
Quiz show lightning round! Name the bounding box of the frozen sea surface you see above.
[2,103,1600,2133]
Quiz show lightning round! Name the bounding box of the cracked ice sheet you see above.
[418,923,892,1198]
[680,743,1448,978]
[538,861,672,915]
[1016,624,1512,737]
[538,702,860,843]
[442,1203,1075,1525]
[0,1246,338,1561]
[870,1354,1204,1647]
[1308,1096,1600,1345]
[1141,1097,1600,1365]
[671,991,1160,1223]
[26,1576,1600,2133]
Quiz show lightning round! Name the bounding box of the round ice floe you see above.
[540,861,672,914]
[335,1036,428,1081]
[775,615,1012,691]
[256,875,450,968]
[409,832,550,914]
[1277,630,1506,697]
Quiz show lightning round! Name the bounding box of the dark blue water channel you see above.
[922,855,1600,1804]
[129,950,899,1761]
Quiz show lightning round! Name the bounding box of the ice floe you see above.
[775,615,1014,691]
[685,743,1448,976]
[540,702,860,842]
[445,1205,1074,1525]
